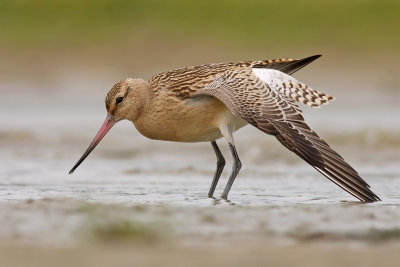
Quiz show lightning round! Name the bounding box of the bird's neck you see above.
[127,81,152,123]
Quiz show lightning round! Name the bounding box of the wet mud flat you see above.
[1,141,400,267]
[1,185,400,267]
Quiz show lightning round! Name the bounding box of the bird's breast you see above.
[133,95,247,142]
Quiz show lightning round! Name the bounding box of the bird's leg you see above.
[221,142,242,200]
[208,141,226,198]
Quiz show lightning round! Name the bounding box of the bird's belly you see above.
[134,96,247,142]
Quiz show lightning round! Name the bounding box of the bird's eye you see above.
[116,97,123,104]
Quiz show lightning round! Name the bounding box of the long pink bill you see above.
[69,115,116,174]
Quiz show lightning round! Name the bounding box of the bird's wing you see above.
[245,54,322,75]
[195,67,380,202]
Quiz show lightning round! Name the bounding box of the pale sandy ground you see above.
[1,56,400,266]
[2,242,400,267]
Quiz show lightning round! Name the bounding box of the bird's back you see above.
[148,55,321,99]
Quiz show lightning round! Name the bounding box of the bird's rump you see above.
[252,68,334,108]
[195,67,380,202]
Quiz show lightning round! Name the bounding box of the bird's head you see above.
[69,78,149,174]
[105,78,148,122]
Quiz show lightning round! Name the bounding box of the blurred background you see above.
[1,0,399,81]
[1,1,400,266]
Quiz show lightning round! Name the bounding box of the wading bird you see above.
[69,55,380,202]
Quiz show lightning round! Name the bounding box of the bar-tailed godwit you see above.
[69,55,380,202]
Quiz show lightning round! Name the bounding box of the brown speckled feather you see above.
[148,55,321,99]
[195,67,380,202]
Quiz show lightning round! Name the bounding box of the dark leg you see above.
[221,143,242,200]
[208,141,226,198]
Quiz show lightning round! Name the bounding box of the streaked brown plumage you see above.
[70,55,380,202]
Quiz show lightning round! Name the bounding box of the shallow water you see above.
[1,74,400,247]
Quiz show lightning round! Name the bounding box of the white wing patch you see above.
[252,68,334,108]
